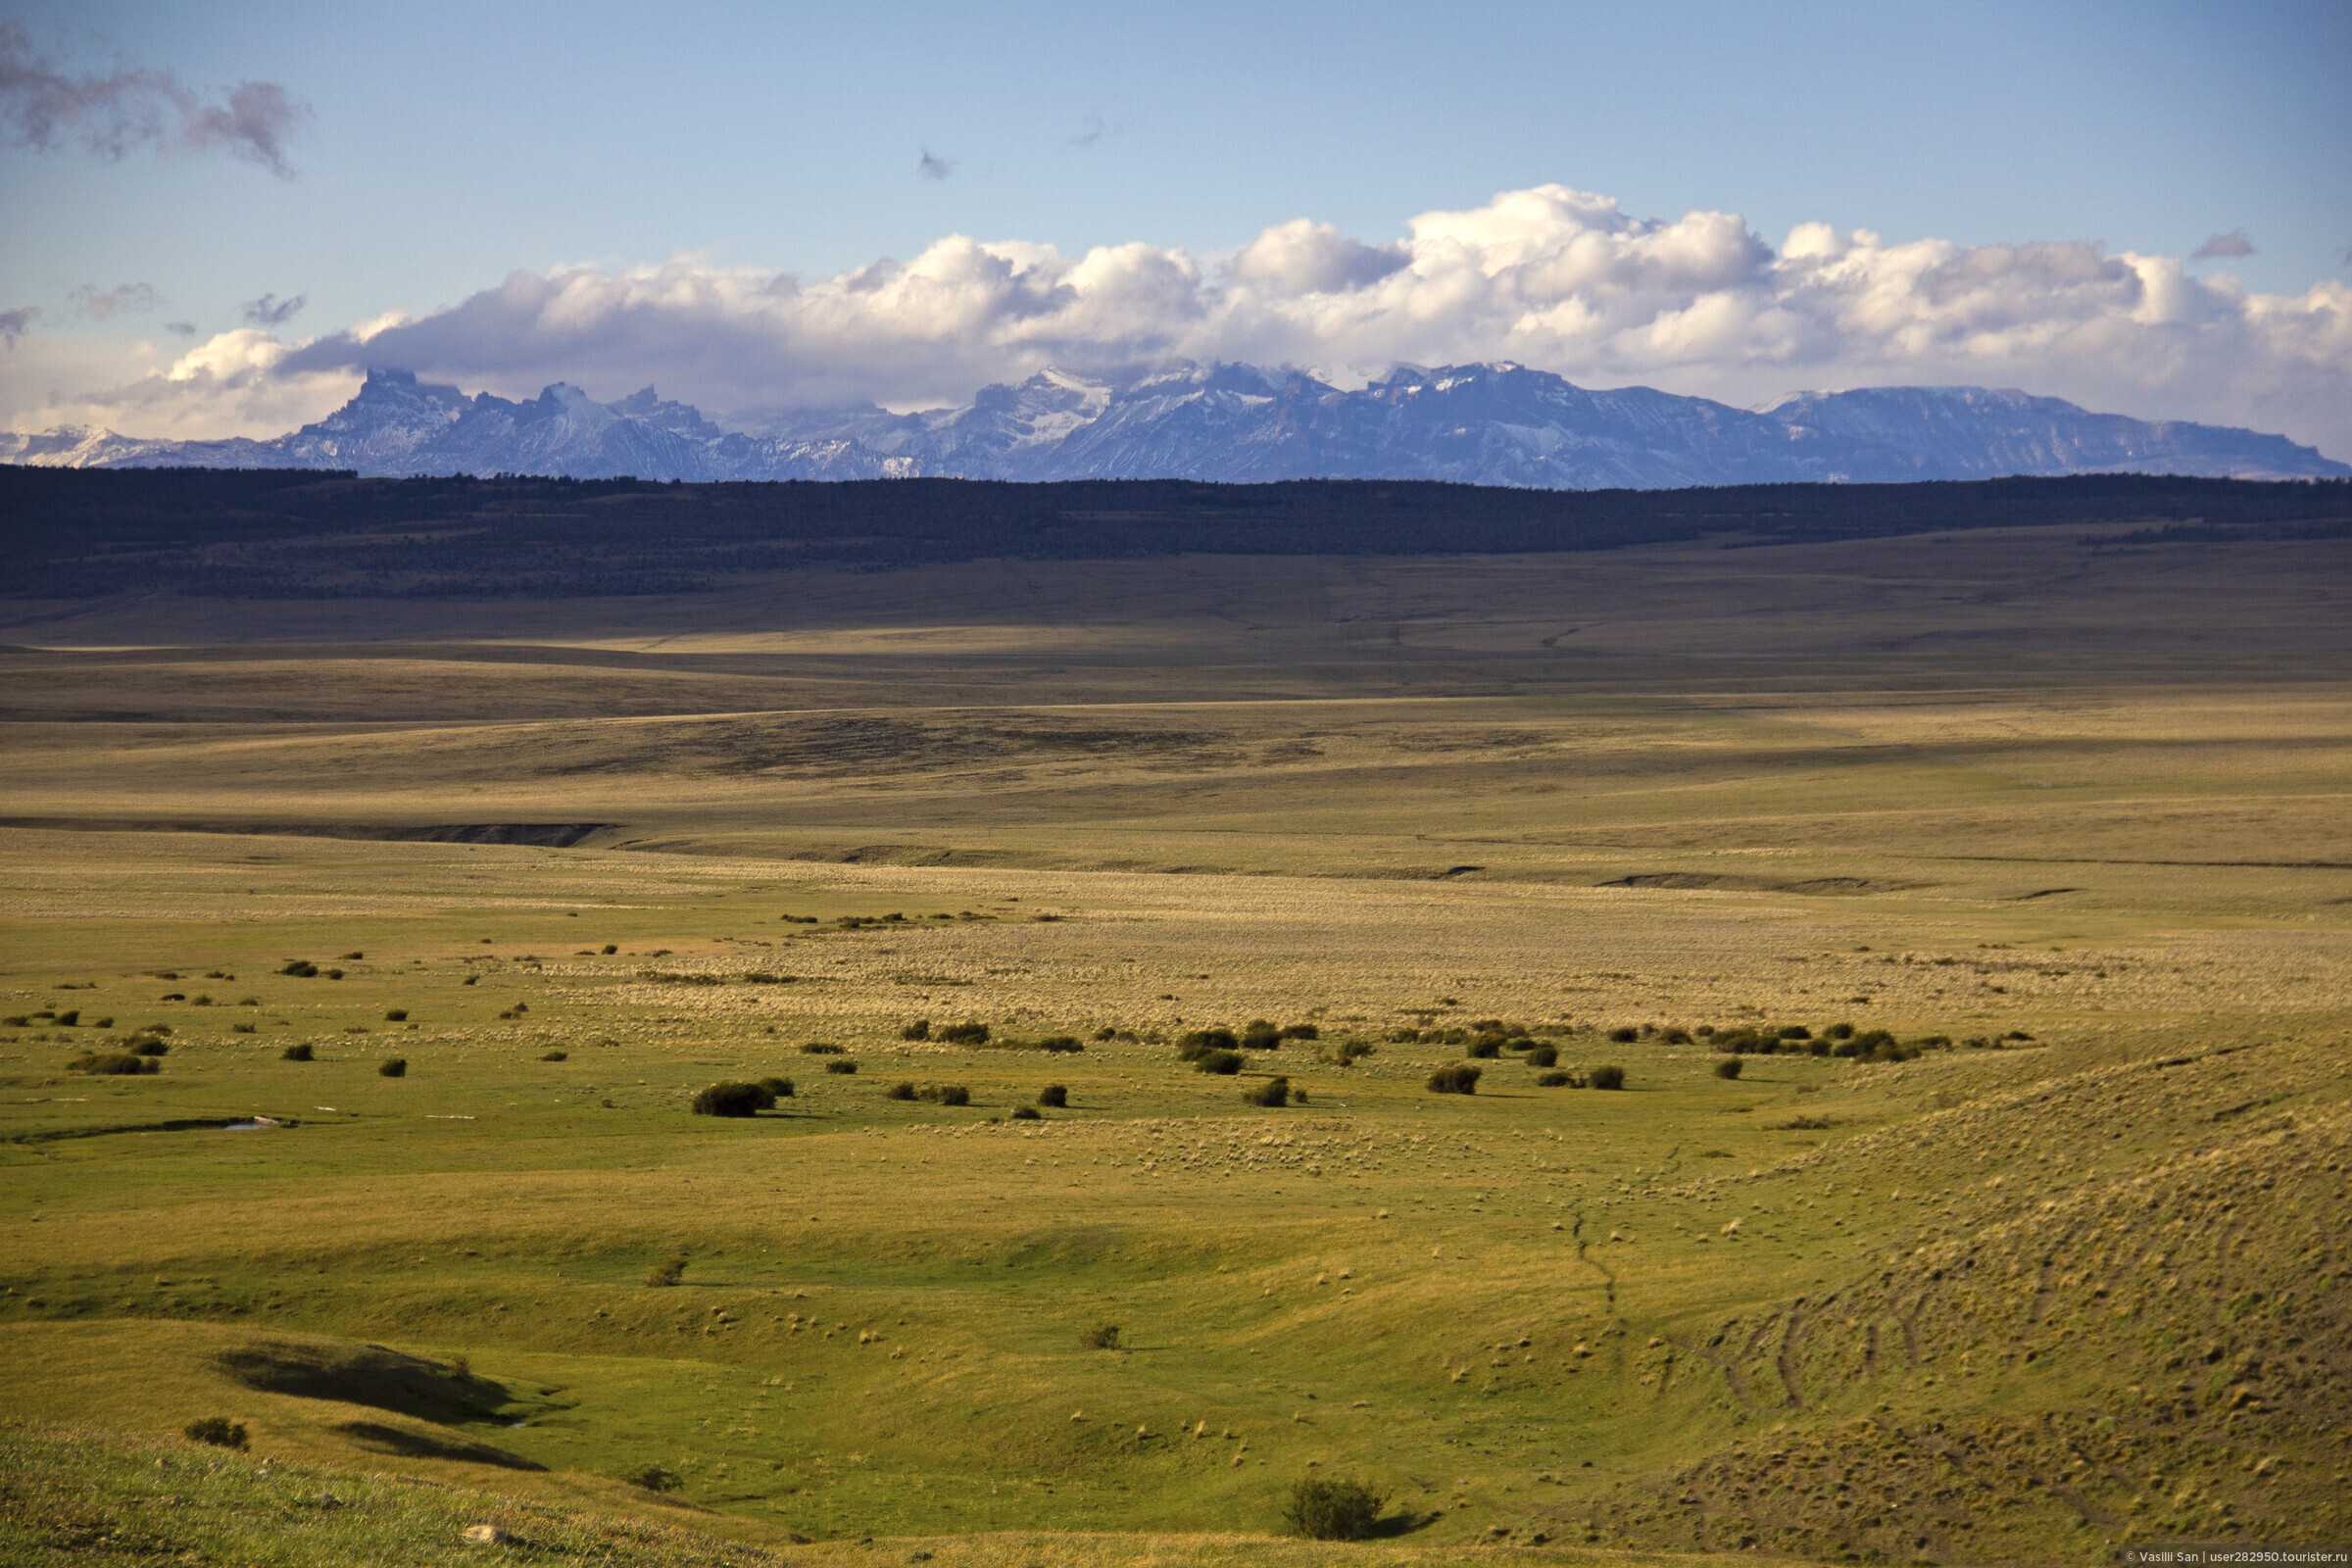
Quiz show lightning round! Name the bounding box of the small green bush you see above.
[379,1057,408,1078]
[824,1059,858,1074]
[930,1084,971,1106]
[1607,1026,1639,1044]
[758,1076,795,1099]
[1084,1323,1122,1350]
[799,1041,844,1054]
[1537,1070,1575,1087]
[1526,1043,1558,1067]
[623,1464,683,1492]
[540,1050,567,1062]
[1427,1063,1482,1095]
[885,1081,918,1101]
[1176,1028,1239,1058]
[280,960,318,978]
[1011,1105,1042,1120]
[70,1051,157,1076]
[1194,1049,1244,1075]
[384,1009,408,1022]
[1591,1064,1627,1090]
[692,1081,772,1116]
[183,1417,248,1450]
[1240,1019,1283,1050]
[1282,1477,1387,1541]
[1245,1076,1292,1107]
[1714,1058,1743,1080]
[280,1043,314,1062]
[129,1037,171,1057]
[1038,1084,1068,1107]
[1465,1037,1500,1058]
[901,1018,931,1040]
[935,1021,990,1045]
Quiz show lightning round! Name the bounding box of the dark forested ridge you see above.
[2,466,2345,601]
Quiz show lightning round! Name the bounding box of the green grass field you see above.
[3,524,2348,1564]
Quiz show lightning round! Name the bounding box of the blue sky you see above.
[5,0,2349,450]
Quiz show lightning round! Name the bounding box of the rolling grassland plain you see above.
[2,511,2349,1566]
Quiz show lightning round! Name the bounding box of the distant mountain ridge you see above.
[5,362,2343,487]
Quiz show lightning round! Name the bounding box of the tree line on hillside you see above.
[0,467,2342,601]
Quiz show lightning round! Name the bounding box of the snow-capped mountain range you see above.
[6,363,2344,487]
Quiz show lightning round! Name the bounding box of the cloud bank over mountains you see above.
[12,183,2350,457]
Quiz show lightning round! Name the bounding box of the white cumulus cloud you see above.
[9,182,2349,457]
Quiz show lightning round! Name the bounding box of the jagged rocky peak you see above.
[7,364,2344,486]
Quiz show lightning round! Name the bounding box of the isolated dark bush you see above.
[1245,1076,1292,1107]
[379,1057,408,1078]
[1591,1064,1627,1090]
[384,1009,408,1022]
[930,1083,971,1106]
[1282,1477,1387,1541]
[56,1009,79,1026]
[1465,1037,1500,1058]
[1195,1049,1244,1075]
[1177,1028,1240,1058]
[1526,1043,1558,1067]
[935,1021,990,1045]
[280,1043,314,1062]
[70,1051,157,1076]
[1279,1022,1320,1041]
[280,960,318,978]
[130,1037,171,1057]
[758,1076,794,1099]
[1011,1105,1042,1120]
[885,1081,918,1101]
[1240,1019,1282,1050]
[1662,1027,1692,1045]
[183,1416,248,1449]
[1427,1063,1482,1095]
[825,1059,858,1074]
[540,1050,567,1062]
[1607,1026,1639,1044]
[1537,1070,1575,1087]
[1038,1084,1068,1107]
[800,1042,844,1054]
[1035,1035,1084,1054]
[1714,1057,1743,1080]
[623,1464,682,1492]
[1826,1021,1855,1040]
[1084,1323,1122,1349]
[692,1081,772,1116]
[901,1018,931,1040]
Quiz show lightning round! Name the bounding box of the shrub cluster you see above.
[379,1056,408,1078]
[1427,1063,1482,1095]
[70,1051,158,1076]
[1244,1076,1292,1107]
[885,1082,972,1105]
[691,1081,777,1116]
[1283,1477,1387,1541]
[183,1417,248,1449]
[1037,1084,1068,1107]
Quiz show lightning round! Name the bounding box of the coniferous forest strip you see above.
[3,467,2344,601]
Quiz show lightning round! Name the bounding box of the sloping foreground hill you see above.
[0,1427,1768,1568]
[1575,1035,2351,1560]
